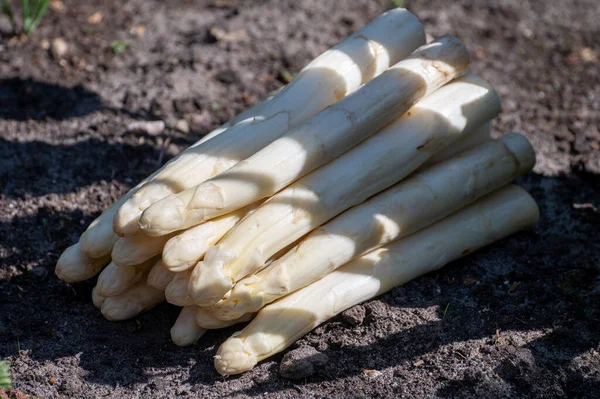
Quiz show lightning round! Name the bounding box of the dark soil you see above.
[1,0,599,398]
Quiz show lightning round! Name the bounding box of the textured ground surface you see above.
[1,0,599,398]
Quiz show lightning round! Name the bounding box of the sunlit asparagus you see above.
[195,307,254,329]
[425,122,490,166]
[79,121,233,256]
[171,306,207,347]
[140,36,469,236]
[96,257,159,297]
[188,73,492,306]
[214,185,540,375]
[212,133,535,319]
[162,204,258,272]
[101,281,165,321]
[114,8,426,237]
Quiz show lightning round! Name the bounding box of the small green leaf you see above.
[111,40,127,54]
[0,360,11,389]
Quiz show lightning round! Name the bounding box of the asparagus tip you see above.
[138,195,187,236]
[215,337,259,376]
[189,247,236,306]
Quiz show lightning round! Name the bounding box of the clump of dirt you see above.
[1,0,598,398]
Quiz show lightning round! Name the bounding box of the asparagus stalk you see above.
[91,286,106,309]
[79,121,234,256]
[101,281,165,321]
[165,270,196,307]
[55,243,111,283]
[214,185,540,375]
[146,259,175,290]
[111,233,176,267]
[114,8,426,237]
[212,133,535,319]
[195,307,254,329]
[425,122,490,166]
[171,306,207,347]
[140,36,470,237]
[96,256,159,297]
[187,72,492,306]
[60,90,281,282]
[162,204,259,272]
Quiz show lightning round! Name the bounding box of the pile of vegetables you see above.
[55,8,539,376]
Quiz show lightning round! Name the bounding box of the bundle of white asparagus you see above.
[54,8,540,375]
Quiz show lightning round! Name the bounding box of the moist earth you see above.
[1,0,599,398]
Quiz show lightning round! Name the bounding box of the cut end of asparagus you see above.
[55,243,110,283]
[214,337,260,376]
[500,132,537,175]
[188,246,237,306]
[170,307,207,347]
[211,276,264,321]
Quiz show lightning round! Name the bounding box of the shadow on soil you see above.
[0,78,104,121]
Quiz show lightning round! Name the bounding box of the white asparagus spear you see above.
[55,243,111,283]
[91,286,106,309]
[115,9,426,237]
[111,233,176,267]
[140,36,470,237]
[212,133,535,319]
[101,281,165,321]
[171,306,207,347]
[140,36,469,236]
[195,307,254,329]
[162,204,259,272]
[165,270,196,307]
[79,121,233,256]
[425,122,490,166]
[214,185,540,375]
[147,259,175,290]
[188,73,493,306]
[63,98,275,281]
[110,94,279,239]
[96,256,159,297]
[59,72,282,283]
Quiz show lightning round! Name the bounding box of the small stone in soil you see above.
[279,346,329,379]
[175,119,190,133]
[51,38,68,58]
[216,70,237,84]
[341,305,365,326]
[127,120,165,136]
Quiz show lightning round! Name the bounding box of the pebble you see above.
[175,119,190,133]
[127,120,165,136]
[279,346,329,379]
[341,305,366,326]
[51,38,68,58]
